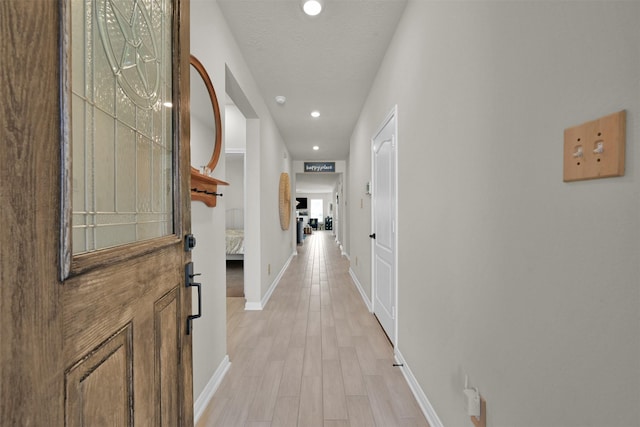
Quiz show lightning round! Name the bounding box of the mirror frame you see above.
[190,54,222,174]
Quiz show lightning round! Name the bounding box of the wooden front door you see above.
[1,0,193,425]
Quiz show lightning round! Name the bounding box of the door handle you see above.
[369,233,376,239]
[186,282,201,335]
[185,262,202,335]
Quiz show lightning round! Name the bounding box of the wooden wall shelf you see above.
[190,168,228,207]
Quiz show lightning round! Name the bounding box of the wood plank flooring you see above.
[197,231,429,427]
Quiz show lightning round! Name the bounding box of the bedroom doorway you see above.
[224,98,247,298]
[225,151,245,297]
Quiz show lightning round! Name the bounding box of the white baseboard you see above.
[394,350,444,427]
[194,355,231,424]
[244,252,295,311]
[350,268,441,426]
[348,267,372,312]
[244,301,262,310]
[342,249,349,260]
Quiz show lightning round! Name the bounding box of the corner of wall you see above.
[193,355,231,424]
[394,350,444,427]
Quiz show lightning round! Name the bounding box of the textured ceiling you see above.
[217,0,407,162]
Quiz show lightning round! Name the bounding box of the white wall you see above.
[347,121,372,283]
[224,153,244,213]
[336,173,346,252]
[225,104,246,213]
[349,1,640,426]
[190,0,293,408]
[257,130,295,300]
[225,102,246,151]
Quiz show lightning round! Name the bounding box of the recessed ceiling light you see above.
[311,111,320,118]
[275,95,286,105]
[302,0,323,16]
[313,146,320,151]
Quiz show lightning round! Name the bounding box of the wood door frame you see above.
[178,1,194,422]
[370,105,399,347]
[1,2,64,424]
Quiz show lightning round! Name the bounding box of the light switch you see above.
[563,110,626,182]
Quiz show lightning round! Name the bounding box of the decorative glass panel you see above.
[69,0,174,254]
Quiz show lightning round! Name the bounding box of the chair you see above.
[309,218,318,230]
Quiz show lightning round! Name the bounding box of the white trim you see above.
[225,147,246,154]
[343,250,350,261]
[394,350,444,427]
[244,252,295,311]
[349,267,372,312]
[194,355,231,424]
[244,301,263,311]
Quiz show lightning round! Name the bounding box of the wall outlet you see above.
[464,388,481,417]
[355,256,358,266]
[268,263,271,275]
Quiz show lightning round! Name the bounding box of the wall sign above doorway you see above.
[304,162,335,172]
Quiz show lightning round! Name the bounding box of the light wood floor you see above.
[197,231,429,427]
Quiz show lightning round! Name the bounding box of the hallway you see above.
[198,231,429,426]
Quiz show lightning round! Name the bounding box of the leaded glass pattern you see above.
[71,0,173,254]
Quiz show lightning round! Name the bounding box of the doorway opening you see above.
[225,150,245,297]
[295,172,341,242]
[224,98,246,297]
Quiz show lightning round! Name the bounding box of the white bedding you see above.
[226,228,244,255]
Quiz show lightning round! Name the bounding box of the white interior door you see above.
[372,109,397,345]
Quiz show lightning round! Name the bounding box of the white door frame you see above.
[370,105,399,346]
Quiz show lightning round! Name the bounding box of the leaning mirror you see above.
[190,54,222,174]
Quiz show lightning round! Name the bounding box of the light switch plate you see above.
[563,110,626,182]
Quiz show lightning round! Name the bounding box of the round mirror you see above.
[190,54,222,174]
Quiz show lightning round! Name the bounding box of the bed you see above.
[226,208,244,260]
